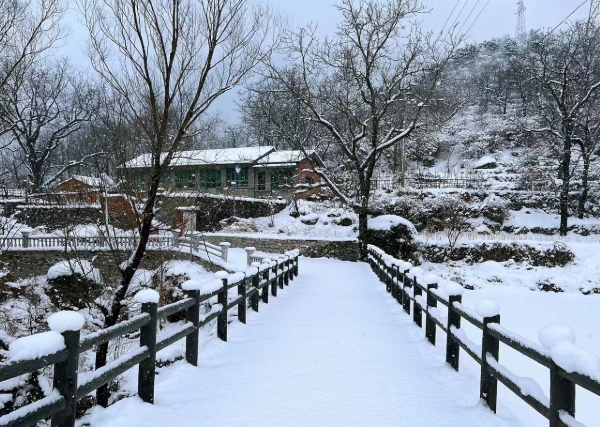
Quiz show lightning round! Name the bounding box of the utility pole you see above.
[516,0,526,42]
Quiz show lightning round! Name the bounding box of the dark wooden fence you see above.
[367,245,600,427]
[0,251,299,427]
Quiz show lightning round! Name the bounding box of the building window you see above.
[272,169,294,190]
[199,169,221,188]
[226,167,249,187]
[175,169,196,189]
[134,170,148,188]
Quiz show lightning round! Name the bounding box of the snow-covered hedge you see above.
[419,241,574,267]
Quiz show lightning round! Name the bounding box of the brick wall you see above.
[296,161,322,200]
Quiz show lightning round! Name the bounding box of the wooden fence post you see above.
[395,266,403,305]
[278,259,284,289]
[425,283,437,346]
[218,277,228,341]
[271,264,278,297]
[287,255,294,282]
[549,363,576,427]
[446,294,462,371]
[294,255,299,277]
[284,257,290,286]
[138,296,158,403]
[261,265,270,303]
[480,312,500,413]
[391,265,398,299]
[251,271,260,312]
[185,289,200,366]
[402,270,411,315]
[238,274,248,323]
[413,276,422,328]
[50,312,84,427]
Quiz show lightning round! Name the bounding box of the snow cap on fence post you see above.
[47,311,85,333]
[539,324,576,349]
[423,273,439,286]
[475,299,500,318]
[443,282,465,297]
[47,310,84,426]
[214,270,229,279]
[134,289,160,304]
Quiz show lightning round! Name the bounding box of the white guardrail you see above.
[0,232,231,262]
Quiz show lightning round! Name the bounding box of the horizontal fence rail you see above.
[0,250,300,427]
[367,245,600,427]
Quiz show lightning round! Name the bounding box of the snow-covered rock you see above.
[368,215,416,235]
[472,155,497,170]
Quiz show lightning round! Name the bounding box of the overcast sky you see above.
[64,0,590,124]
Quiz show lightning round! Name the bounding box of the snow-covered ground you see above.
[87,257,525,427]
[219,200,359,239]
[420,242,600,293]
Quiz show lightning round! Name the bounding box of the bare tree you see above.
[78,0,279,406]
[0,59,101,191]
[524,12,600,235]
[255,0,464,257]
[0,0,68,140]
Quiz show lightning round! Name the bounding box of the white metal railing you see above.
[0,234,177,250]
[0,232,231,260]
[177,233,230,262]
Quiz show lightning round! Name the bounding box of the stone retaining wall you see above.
[0,249,215,283]
[203,234,359,261]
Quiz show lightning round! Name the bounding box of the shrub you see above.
[47,260,102,310]
[366,215,417,261]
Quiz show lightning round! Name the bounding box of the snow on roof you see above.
[122,146,276,168]
[58,174,115,189]
[255,150,315,164]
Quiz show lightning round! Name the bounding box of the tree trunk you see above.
[95,182,159,407]
[357,175,372,260]
[559,131,572,236]
[578,154,590,220]
[30,163,44,193]
[358,208,368,260]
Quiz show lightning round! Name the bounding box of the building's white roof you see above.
[122,146,276,168]
[255,150,315,165]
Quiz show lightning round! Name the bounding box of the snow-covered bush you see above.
[480,195,509,224]
[366,215,417,261]
[46,260,102,310]
[419,241,574,267]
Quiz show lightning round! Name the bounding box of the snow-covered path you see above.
[90,258,525,427]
